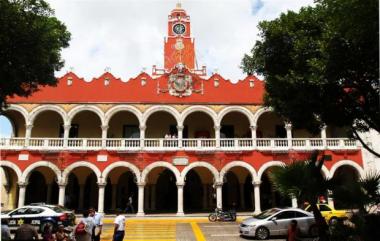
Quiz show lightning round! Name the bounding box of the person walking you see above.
[13,219,39,241]
[74,209,95,241]
[89,208,103,241]
[42,223,56,241]
[287,220,301,241]
[1,219,11,241]
[55,225,69,241]
[125,194,134,213]
[113,210,125,241]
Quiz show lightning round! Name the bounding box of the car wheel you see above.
[208,213,217,222]
[40,221,54,233]
[255,226,269,240]
[329,217,338,225]
[309,224,319,237]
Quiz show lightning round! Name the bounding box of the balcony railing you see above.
[0,137,359,152]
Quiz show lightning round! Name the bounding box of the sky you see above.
[0,0,314,137]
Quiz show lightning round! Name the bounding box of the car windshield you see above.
[49,205,70,213]
[254,208,281,219]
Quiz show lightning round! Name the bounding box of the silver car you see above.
[239,208,318,240]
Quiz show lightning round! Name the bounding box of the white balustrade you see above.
[0,137,358,151]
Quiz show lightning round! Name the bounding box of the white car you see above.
[239,208,318,240]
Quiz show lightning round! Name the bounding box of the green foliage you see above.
[0,0,71,109]
[242,0,379,155]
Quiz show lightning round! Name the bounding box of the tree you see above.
[241,0,379,157]
[269,152,331,240]
[0,0,70,110]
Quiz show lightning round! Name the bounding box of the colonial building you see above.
[0,4,367,215]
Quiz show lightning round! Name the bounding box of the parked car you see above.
[240,208,317,240]
[0,204,75,233]
[305,203,348,224]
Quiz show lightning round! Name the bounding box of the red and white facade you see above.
[0,4,368,215]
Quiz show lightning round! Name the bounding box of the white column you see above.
[203,184,208,209]
[214,125,221,148]
[97,182,106,214]
[292,197,298,208]
[321,125,327,148]
[63,124,71,147]
[176,182,184,216]
[78,184,85,210]
[101,125,109,148]
[139,125,146,148]
[177,125,183,148]
[46,183,53,204]
[58,182,66,206]
[137,182,145,216]
[25,124,33,146]
[215,182,223,209]
[253,181,261,214]
[327,190,334,209]
[250,125,257,148]
[18,182,27,207]
[285,122,292,148]
[239,183,245,209]
[111,184,117,210]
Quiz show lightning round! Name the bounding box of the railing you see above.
[0,137,359,152]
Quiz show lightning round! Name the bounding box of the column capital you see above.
[137,181,146,187]
[176,125,184,131]
[250,125,257,130]
[18,181,28,187]
[57,180,67,186]
[214,125,221,131]
[176,181,185,187]
[25,124,33,130]
[63,124,71,130]
[284,122,292,130]
[97,182,107,187]
[252,180,262,186]
[213,181,223,187]
[101,125,109,131]
[321,124,327,130]
[139,125,146,131]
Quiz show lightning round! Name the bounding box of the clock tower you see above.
[164,3,195,71]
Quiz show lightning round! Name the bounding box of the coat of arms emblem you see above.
[168,63,193,97]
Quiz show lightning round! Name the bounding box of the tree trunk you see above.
[310,202,330,241]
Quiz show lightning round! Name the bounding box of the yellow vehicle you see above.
[305,203,348,224]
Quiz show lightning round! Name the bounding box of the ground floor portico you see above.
[0,150,364,215]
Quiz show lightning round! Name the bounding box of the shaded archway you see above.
[107,111,140,138]
[145,167,177,213]
[220,112,251,138]
[70,111,102,138]
[256,112,286,138]
[183,112,215,138]
[25,168,58,205]
[1,166,19,210]
[145,111,178,138]
[31,110,64,137]
[0,109,26,137]
[260,168,291,210]
[332,165,360,209]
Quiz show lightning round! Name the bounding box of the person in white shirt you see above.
[89,208,103,241]
[75,209,95,241]
[113,210,126,241]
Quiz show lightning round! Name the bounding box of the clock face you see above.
[173,23,186,35]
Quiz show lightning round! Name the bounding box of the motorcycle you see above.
[208,208,236,222]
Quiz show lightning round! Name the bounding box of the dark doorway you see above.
[155,169,177,213]
[184,170,203,212]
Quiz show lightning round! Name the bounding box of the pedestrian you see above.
[42,223,56,241]
[113,209,125,241]
[287,220,301,241]
[1,219,11,241]
[125,194,134,213]
[89,208,103,241]
[74,209,95,241]
[55,225,69,241]
[14,218,39,241]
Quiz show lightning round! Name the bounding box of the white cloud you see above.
[48,0,314,82]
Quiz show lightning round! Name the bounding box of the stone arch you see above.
[220,161,257,182]
[141,161,180,183]
[142,106,180,127]
[329,160,364,179]
[0,161,22,182]
[67,105,105,126]
[321,165,330,178]
[217,107,254,127]
[180,161,220,184]
[252,107,274,127]
[257,161,286,181]
[21,161,62,183]
[3,105,29,124]
[62,161,102,183]
[104,105,143,127]
[28,105,67,126]
[102,161,141,183]
[179,106,217,127]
